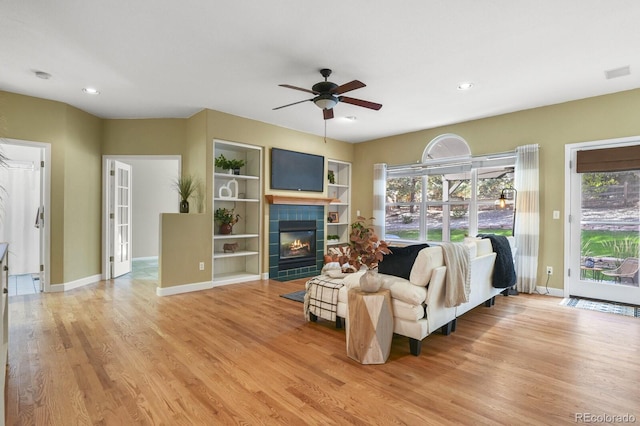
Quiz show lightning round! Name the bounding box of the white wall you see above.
[123,158,179,259]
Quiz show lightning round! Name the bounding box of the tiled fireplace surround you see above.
[269,204,324,281]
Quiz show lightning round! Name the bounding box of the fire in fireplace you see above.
[279,220,317,270]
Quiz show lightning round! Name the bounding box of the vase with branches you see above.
[349,216,390,270]
[348,216,390,292]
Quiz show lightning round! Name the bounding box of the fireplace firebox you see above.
[279,220,317,270]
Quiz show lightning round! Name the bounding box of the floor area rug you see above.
[280,290,306,303]
[560,297,640,317]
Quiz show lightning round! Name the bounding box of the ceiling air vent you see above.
[604,66,631,80]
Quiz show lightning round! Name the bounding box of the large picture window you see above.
[382,134,515,243]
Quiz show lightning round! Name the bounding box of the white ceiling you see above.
[2,1,640,143]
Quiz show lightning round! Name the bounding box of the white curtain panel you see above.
[514,144,540,293]
[372,163,387,238]
[0,163,40,275]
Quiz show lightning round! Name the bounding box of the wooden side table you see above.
[346,288,393,364]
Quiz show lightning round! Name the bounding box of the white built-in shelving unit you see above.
[212,140,262,286]
[327,159,351,248]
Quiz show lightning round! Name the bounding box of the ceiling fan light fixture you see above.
[314,94,338,110]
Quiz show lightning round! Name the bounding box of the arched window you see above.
[422,133,471,162]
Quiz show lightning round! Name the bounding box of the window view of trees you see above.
[385,166,515,242]
[580,171,640,285]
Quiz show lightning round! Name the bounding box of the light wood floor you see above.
[6,276,640,425]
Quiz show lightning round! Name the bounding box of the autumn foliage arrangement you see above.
[348,216,390,270]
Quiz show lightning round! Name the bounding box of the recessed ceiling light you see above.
[82,87,100,95]
[345,116,357,121]
[34,71,51,80]
[457,82,474,90]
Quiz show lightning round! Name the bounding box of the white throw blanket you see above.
[440,242,471,307]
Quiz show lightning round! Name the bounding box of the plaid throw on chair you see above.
[304,275,345,322]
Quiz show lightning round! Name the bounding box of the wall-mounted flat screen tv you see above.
[271,148,324,192]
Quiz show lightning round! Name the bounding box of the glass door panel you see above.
[112,160,132,277]
[570,169,640,304]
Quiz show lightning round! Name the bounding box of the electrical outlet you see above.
[546,266,553,275]
[199,262,205,271]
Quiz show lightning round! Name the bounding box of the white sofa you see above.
[332,237,514,356]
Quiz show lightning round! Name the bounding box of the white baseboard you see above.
[261,272,270,280]
[156,281,213,296]
[534,285,564,297]
[48,273,102,292]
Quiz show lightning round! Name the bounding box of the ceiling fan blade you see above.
[323,108,334,120]
[273,98,313,110]
[279,84,317,95]
[332,80,365,95]
[340,96,382,110]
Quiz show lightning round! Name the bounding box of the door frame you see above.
[101,155,182,280]
[0,138,51,292]
[564,135,640,303]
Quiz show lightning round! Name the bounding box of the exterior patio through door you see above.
[565,138,640,305]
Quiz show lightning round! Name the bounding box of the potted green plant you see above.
[173,175,198,213]
[215,154,246,175]
[215,207,240,234]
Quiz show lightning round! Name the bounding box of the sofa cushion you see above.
[409,246,444,287]
[392,299,425,321]
[378,244,429,280]
[383,275,428,305]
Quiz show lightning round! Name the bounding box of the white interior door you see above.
[566,139,640,305]
[112,160,132,278]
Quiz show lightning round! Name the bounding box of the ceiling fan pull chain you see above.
[324,120,327,143]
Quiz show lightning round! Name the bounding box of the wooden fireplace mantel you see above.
[265,195,337,206]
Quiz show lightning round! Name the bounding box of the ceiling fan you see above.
[273,68,382,120]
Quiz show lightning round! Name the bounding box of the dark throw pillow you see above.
[378,244,430,280]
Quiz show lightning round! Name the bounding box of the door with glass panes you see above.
[566,140,640,305]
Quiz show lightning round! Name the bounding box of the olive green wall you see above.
[64,106,102,282]
[102,118,186,155]
[159,213,212,287]
[184,109,207,183]
[0,91,94,285]
[354,88,640,290]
